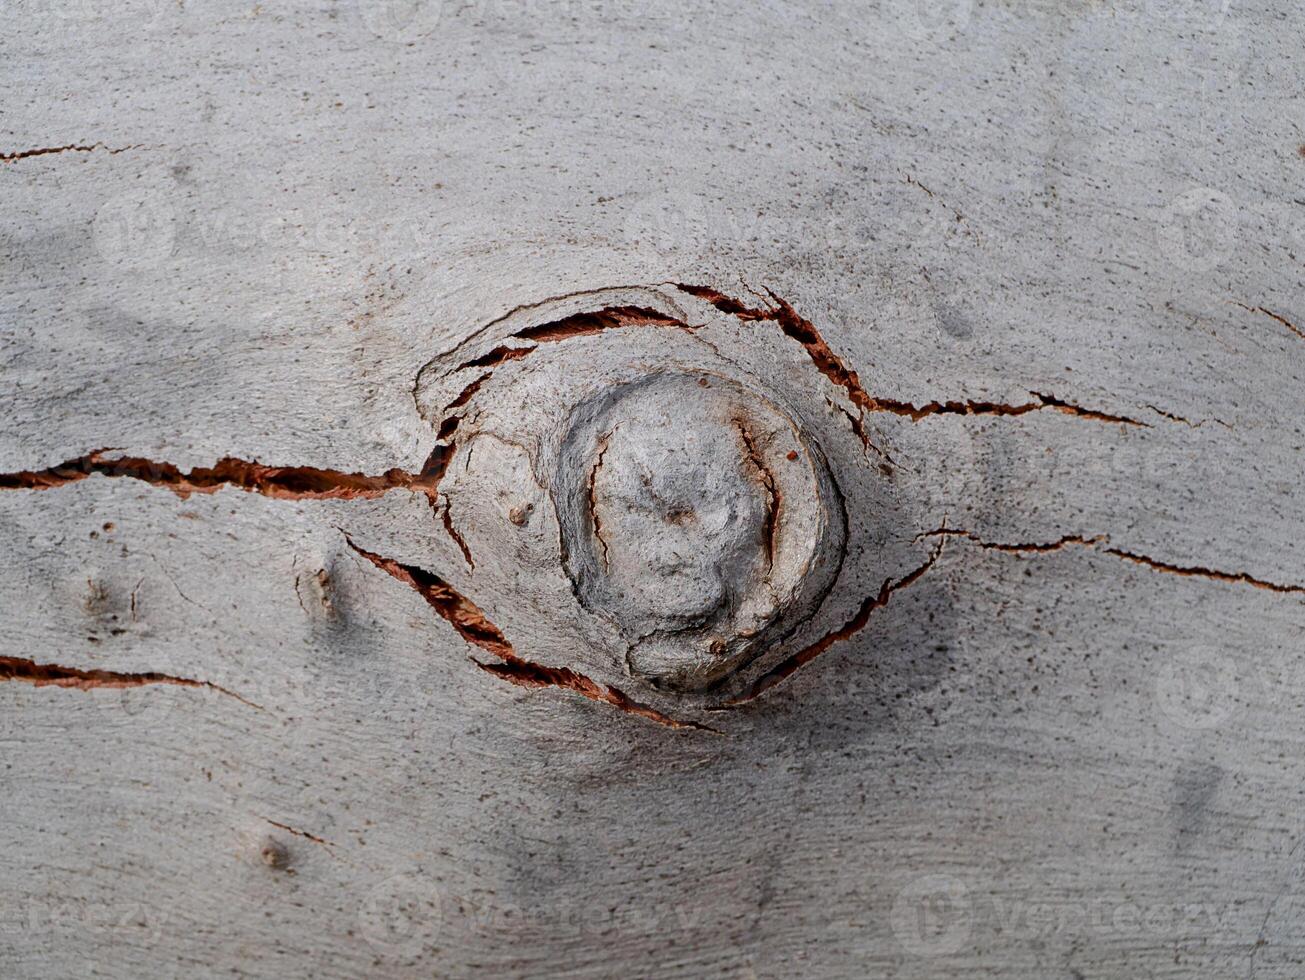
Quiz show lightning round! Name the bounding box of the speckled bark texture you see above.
[3,0,1304,977]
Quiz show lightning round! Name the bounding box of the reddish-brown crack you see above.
[1106,548,1305,596]
[921,527,1305,596]
[1236,302,1305,342]
[734,419,781,568]
[1,142,139,163]
[852,391,1144,426]
[441,502,476,570]
[444,372,493,412]
[345,538,709,730]
[727,541,945,705]
[515,305,691,342]
[678,284,1149,429]
[346,538,513,658]
[0,655,262,708]
[475,660,717,732]
[0,450,443,503]
[456,305,695,373]
[678,284,891,456]
[462,344,536,369]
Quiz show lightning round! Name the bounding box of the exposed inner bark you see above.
[345,538,713,731]
[0,654,261,708]
[0,450,443,502]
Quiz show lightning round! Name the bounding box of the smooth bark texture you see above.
[3,0,1304,977]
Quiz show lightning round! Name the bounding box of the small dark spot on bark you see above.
[261,838,291,870]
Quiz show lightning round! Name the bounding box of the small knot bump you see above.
[554,372,845,691]
[260,838,290,871]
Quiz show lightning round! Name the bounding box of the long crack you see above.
[1,141,140,163]
[344,537,712,731]
[0,655,262,709]
[454,305,696,373]
[678,284,1149,429]
[921,527,1305,596]
[727,539,945,705]
[0,449,444,503]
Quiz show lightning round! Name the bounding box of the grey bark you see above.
[2,0,1304,977]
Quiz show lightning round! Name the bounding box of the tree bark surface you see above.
[2,1,1304,977]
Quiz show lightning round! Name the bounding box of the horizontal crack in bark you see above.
[515,305,690,342]
[0,450,443,503]
[726,540,945,705]
[345,538,711,731]
[1,141,140,162]
[921,528,1305,595]
[0,655,262,708]
[456,305,696,372]
[679,284,1149,429]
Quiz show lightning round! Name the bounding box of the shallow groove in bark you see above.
[345,538,709,730]
[734,419,781,568]
[0,655,262,708]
